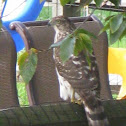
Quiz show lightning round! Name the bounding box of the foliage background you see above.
[93,10,126,48]
[38,6,126,48]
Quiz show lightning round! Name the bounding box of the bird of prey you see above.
[49,16,110,126]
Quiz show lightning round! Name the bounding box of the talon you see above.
[75,100,82,105]
[71,90,82,105]
[71,90,75,103]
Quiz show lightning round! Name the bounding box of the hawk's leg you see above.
[71,89,82,105]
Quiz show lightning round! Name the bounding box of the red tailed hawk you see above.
[49,16,110,126]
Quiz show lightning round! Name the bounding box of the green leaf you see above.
[60,0,70,6]
[105,15,115,22]
[18,48,38,84]
[110,20,126,44]
[31,48,38,53]
[49,40,64,49]
[81,34,92,54]
[110,14,123,33]
[99,21,110,35]
[74,33,93,56]
[74,33,93,66]
[18,51,29,67]
[74,29,97,39]
[94,0,103,7]
[74,39,83,56]
[119,29,126,40]
[60,35,76,63]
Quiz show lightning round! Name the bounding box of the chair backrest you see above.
[10,16,112,106]
[0,28,19,109]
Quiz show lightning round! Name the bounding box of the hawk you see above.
[49,16,110,126]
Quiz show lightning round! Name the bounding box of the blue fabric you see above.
[1,0,45,52]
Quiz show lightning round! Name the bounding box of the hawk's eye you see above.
[57,20,60,24]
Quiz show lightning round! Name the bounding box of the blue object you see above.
[1,0,45,52]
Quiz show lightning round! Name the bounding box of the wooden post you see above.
[63,4,81,17]
[51,0,81,17]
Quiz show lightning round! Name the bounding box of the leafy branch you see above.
[53,0,125,64]
[18,48,38,84]
[59,0,125,44]
[50,28,96,63]
[100,12,126,44]
[59,0,120,7]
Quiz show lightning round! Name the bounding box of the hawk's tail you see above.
[82,94,110,126]
[84,103,110,126]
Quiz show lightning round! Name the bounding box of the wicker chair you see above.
[0,16,125,126]
[10,16,112,106]
[0,27,19,109]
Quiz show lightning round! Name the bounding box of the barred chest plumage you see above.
[53,31,100,101]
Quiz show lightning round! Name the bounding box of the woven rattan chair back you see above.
[0,29,19,109]
[10,16,112,106]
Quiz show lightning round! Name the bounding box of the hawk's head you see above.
[48,16,75,33]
